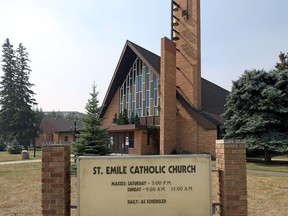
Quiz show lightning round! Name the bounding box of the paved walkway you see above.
[0,159,41,165]
[247,157,288,163]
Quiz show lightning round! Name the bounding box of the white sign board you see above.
[78,155,211,216]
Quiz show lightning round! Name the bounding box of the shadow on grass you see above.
[247,158,288,165]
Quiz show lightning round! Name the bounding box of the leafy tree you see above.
[73,83,111,157]
[222,69,288,162]
[0,39,38,149]
[275,52,288,71]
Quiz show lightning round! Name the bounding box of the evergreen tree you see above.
[222,69,288,162]
[0,39,38,149]
[275,52,288,71]
[13,43,38,148]
[73,83,111,157]
[0,39,18,142]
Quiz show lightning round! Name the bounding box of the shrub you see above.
[0,143,6,151]
[147,125,160,146]
[8,146,22,154]
[70,163,77,176]
[0,137,6,151]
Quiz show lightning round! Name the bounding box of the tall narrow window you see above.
[146,68,150,116]
[119,58,159,119]
[154,75,159,115]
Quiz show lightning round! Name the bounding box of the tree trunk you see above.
[264,147,271,163]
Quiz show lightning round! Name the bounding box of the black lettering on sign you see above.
[128,181,146,186]
[111,181,126,186]
[93,166,102,175]
[146,199,167,204]
[127,199,139,204]
[127,187,141,192]
[106,166,127,174]
[168,165,196,173]
[130,166,166,174]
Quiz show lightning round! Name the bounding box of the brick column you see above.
[216,140,247,216]
[160,37,177,155]
[42,144,71,216]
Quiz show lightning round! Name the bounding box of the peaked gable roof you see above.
[101,40,160,117]
[101,40,229,127]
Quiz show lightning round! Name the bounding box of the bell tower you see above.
[172,0,201,109]
[160,0,201,155]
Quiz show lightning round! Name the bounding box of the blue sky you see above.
[0,0,288,113]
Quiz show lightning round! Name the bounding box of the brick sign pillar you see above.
[216,140,248,216]
[42,144,71,216]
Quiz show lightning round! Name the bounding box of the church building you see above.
[100,0,229,157]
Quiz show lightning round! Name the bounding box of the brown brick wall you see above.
[42,144,71,216]
[198,126,217,158]
[129,130,159,155]
[56,133,74,143]
[102,88,120,127]
[36,132,74,147]
[142,130,159,155]
[176,102,198,153]
[36,134,49,147]
[174,0,201,109]
[53,133,60,143]
[176,101,216,157]
[216,140,248,216]
[128,130,143,155]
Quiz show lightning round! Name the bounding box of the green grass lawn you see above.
[272,154,288,159]
[211,159,288,173]
[246,162,288,172]
[0,150,42,162]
